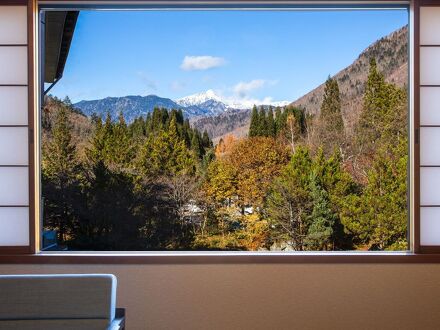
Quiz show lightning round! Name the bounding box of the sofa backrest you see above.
[0,274,117,329]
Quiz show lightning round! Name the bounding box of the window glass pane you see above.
[41,9,409,251]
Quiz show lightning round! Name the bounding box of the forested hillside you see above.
[42,58,408,251]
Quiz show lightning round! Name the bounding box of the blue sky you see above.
[49,9,408,104]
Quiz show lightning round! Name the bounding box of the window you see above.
[39,5,410,252]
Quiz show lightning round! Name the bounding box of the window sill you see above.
[1,251,440,264]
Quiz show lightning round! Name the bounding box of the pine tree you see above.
[258,106,268,136]
[274,107,282,135]
[266,146,313,250]
[111,111,132,167]
[318,76,344,155]
[341,138,407,250]
[202,130,212,149]
[305,173,335,250]
[249,105,259,137]
[356,58,407,157]
[267,107,276,137]
[191,132,202,159]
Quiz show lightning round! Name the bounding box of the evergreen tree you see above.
[267,107,276,137]
[305,173,335,250]
[341,138,407,250]
[202,130,212,149]
[111,112,132,167]
[266,146,313,250]
[191,132,202,159]
[274,106,282,135]
[249,105,259,137]
[258,106,268,137]
[318,76,344,155]
[356,58,407,157]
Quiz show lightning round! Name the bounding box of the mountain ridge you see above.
[191,25,408,141]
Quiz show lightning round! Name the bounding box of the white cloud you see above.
[233,79,266,97]
[180,56,226,71]
[232,79,278,98]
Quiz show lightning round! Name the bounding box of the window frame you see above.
[1,0,433,262]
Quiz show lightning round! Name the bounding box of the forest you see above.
[42,59,408,251]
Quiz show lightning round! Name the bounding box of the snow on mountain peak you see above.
[176,89,222,107]
[176,89,289,111]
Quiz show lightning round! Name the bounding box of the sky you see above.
[48,9,408,104]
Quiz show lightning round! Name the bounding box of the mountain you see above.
[74,95,184,122]
[74,89,288,123]
[176,90,229,116]
[192,25,408,141]
[73,91,233,122]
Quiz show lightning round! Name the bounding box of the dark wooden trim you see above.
[0,246,32,254]
[420,246,440,253]
[420,165,440,167]
[0,253,440,264]
[420,125,440,127]
[0,205,29,208]
[0,125,28,127]
[0,0,28,5]
[0,44,28,47]
[0,84,28,87]
[420,45,440,47]
[28,0,36,254]
[420,205,440,207]
[420,85,440,87]
[419,0,440,5]
[414,0,421,253]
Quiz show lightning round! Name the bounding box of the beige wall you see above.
[0,264,440,329]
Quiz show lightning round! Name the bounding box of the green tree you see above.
[267,107,276,137]
[341,138,407,250]
[42,104,80,243]
[317,76,345,155]
[305,173,336,250]
[249,105,259,137]
[258,106,268,136]
[266,146,313,250]
[356,58,407,158]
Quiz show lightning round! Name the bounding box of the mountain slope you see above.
[290,25,408,133]
[193,25,408,140]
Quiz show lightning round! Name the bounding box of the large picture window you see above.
[40,7,409,252]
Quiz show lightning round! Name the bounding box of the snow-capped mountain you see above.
[176,89,229,116]
[176,89,223,108]
[176,89,289,113]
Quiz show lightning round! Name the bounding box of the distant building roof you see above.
[44,11,79,83]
